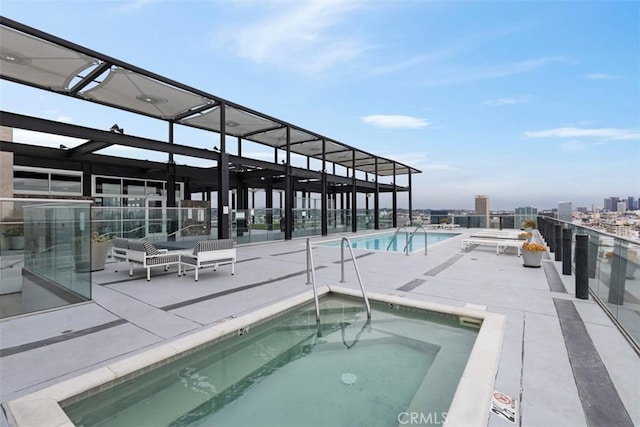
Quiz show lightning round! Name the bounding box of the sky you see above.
[1,0,639,211]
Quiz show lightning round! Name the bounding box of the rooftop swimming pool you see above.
[6,287,504,427]
[319,231,458,253]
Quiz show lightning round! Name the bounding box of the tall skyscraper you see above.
[627,196,636,211]
[475,195,490,228]
[610,196,620,212]
[515,206,538,229]
[604,198,612,211]
[558,201,573,222]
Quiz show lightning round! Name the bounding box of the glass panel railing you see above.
[446,214,518,229]
[230,208,284,244]
[540,216,639,349]
[357,210,376,231]
[1,198,92,319]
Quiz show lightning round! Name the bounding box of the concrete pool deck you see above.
[1,229,638,426]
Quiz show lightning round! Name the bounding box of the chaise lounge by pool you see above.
[4,287,505,427]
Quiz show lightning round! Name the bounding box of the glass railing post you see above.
[575,234,589,299]
[588,235,599,279]
[554,224,562,262]
[562,228,572,275]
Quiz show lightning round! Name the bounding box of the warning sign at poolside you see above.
[490,390,517,424]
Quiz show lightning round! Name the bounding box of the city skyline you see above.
[1,1,638,211]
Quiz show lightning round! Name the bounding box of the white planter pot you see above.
[522,250,543,268]
[8,236,24,250]
[91,241,110,271]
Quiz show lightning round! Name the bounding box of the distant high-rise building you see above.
[627,196,637,211]
[558,201,573,222]
[617,201,627,213]
[475,195,490,228]
[515,206,538,229]
[604,198,612,211]
[610,196,620,212]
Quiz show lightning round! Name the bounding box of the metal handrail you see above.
[305,238,321,323]
[340,319,371,349]
[340,237,371,319]
[0,257,24,270]
[122,225,146,236]
[166,224,205,238]
[386,226,410,255]
[404,225,429,255]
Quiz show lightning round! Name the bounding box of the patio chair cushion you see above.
[193,239,234,255]
[143,241,161,255]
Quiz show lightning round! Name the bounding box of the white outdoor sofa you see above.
[180,239,236,281]
[111,238,130,272]
[123,240,181,281]
[461,238,522,256]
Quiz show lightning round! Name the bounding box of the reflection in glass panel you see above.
[14,170,49,192]
[147,200,164,235]
[123,179,146,195]
[95,197,121,207]
[95,177,121,194]
[51,174,82,193]
[123,198,145,207]
[146,181,164,196]
[19,200,91,317]
[122,200,146,239]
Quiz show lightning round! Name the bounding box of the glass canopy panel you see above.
[248,127,319,148]
[288,140,325,157]
[180,105,280,137]
[376,161,399,176]
[324,149,356,164]
[354,158,376,168]
[0,26,97,91]
[81,67,213,119]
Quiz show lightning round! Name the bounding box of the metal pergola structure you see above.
[0,16,421,239]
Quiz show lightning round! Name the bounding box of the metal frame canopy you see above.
[0,16,420,177]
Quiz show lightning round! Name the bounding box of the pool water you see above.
[65,296,478,427]
[321,232,457,252]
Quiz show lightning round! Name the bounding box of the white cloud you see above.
[424,56,571,86]
[362,115,430,129]
[215,0,366,75]
[482,96,531,107]
[585,73,619,80]
[376,151,434,171]
[367,26,525,79]
[560,141,587,152]
[524,127,640,141]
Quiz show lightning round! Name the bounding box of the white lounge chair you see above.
[180,239,236,281]
[461,238,522,256]
[126,240,180,281]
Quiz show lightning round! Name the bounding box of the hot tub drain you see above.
[341,373,357,385]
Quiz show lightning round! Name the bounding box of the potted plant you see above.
[521,242,546,268]
[603,251,614,263]
[522,219,536,232]
[91,231,113,271]
[518,232,532,241]
[3,224,24,250]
